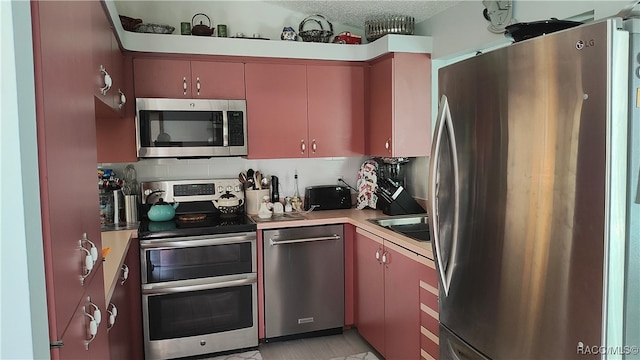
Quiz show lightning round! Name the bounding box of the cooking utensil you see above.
[246,168,255,189]
[261,176,270,190]
[191,13,214,36]
[254,171,262,190]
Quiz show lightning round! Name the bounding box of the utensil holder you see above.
[245,189,269,215]
[125,195,139,224]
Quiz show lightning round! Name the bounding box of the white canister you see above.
[245,189,269,215]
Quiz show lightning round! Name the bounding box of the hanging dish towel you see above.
[356,160,378,210]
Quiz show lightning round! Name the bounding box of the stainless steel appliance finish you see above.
[263,224,345,339]
[430,19,630,359]
[138,178,258,360]
[136,98,247,158]
[140,232,258,360]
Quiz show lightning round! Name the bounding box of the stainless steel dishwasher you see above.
[263,224,344,340]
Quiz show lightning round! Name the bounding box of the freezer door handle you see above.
[269,234,340,246]
[428,95,460,296]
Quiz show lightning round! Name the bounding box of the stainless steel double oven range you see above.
[138,179,257,360]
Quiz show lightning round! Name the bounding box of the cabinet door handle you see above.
[118,89,126,109]
[88,297,102,326]
[99,65,112,95]
[107,303,118,331]
[80,246,94,285]
[120,264,129,285]
[183,77,188,96]
[196,77,201,96]
[312,139,317,153]
[300,139,306,154]
[385,138,392,153]
[381,251,389,265]
[83,305,98,350]
[375,247,382,263]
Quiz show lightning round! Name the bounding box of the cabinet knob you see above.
[385,138,391,153]
[183,77,188,96]
[300,139,306,154]
[196,77,201,96]
[312,139,317,153]
[375,247,382,263]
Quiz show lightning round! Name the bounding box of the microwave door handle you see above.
[222,109,229,147]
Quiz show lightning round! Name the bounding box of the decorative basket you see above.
[298,14,333,43]
[365,15,415,42]
[119,15,142,32]
[133,23,175,34]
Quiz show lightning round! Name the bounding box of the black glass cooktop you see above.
[138,213,256,240]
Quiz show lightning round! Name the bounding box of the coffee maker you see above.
[374,157,425,216]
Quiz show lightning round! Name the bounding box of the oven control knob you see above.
[226,186,232,192]
[234,185,241,192]
[200,340,206,346]
[217,186,224,193]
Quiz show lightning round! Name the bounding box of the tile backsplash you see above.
[100,156,369,199]
[100,155,430,202]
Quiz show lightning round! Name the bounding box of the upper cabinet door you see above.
[245,62,308,159]
[190,61,245,99]
[133,58,192,98]
[307,64,365,157]
[368,56,394,156]
[367,53,432,157]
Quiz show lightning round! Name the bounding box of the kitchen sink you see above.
[368,215,430,242]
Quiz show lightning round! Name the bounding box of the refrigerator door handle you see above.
[429,95,460,296]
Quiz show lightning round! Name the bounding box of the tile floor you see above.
[205,329,380,360]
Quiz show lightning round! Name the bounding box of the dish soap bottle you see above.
[291,173,303,212]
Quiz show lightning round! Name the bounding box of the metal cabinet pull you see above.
[301,139,306,154]
[120,264,129,285]
[83,305,98,350]
[183,77,188,96]
[312,139,317,153]
[107,303,118,331]
[99,65,112,95]
[118,89,126,109]
[88,297,102,326]
[196,77,201,96]
[385,137,392,153]
[381,251,389,265]
[80,246,94,285]
[375,247,382,263]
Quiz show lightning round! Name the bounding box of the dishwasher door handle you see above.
[269,234,340,246]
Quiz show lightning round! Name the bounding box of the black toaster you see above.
[304,185,352,211]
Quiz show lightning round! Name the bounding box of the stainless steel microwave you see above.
[135,98,247,158]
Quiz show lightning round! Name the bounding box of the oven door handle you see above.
[139,233,256,249]
[142,274,257,295]
[269,234,340,246]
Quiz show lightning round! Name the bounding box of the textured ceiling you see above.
[265,1,462,29]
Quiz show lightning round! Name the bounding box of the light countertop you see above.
[100,208,433,305]
[254,208,433,260]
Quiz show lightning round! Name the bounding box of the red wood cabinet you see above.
[133,58,245,99]
[307,64,365,157]
[246,62,365,159]
[367,52,432,157]
[245,62,309,158]
[108,240,143,360]
[31,1,106,354]
[355,228,437,360]
[355,228,386,354]
[55,265,110,360]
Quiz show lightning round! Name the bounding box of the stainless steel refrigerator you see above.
[428,18,637,359]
